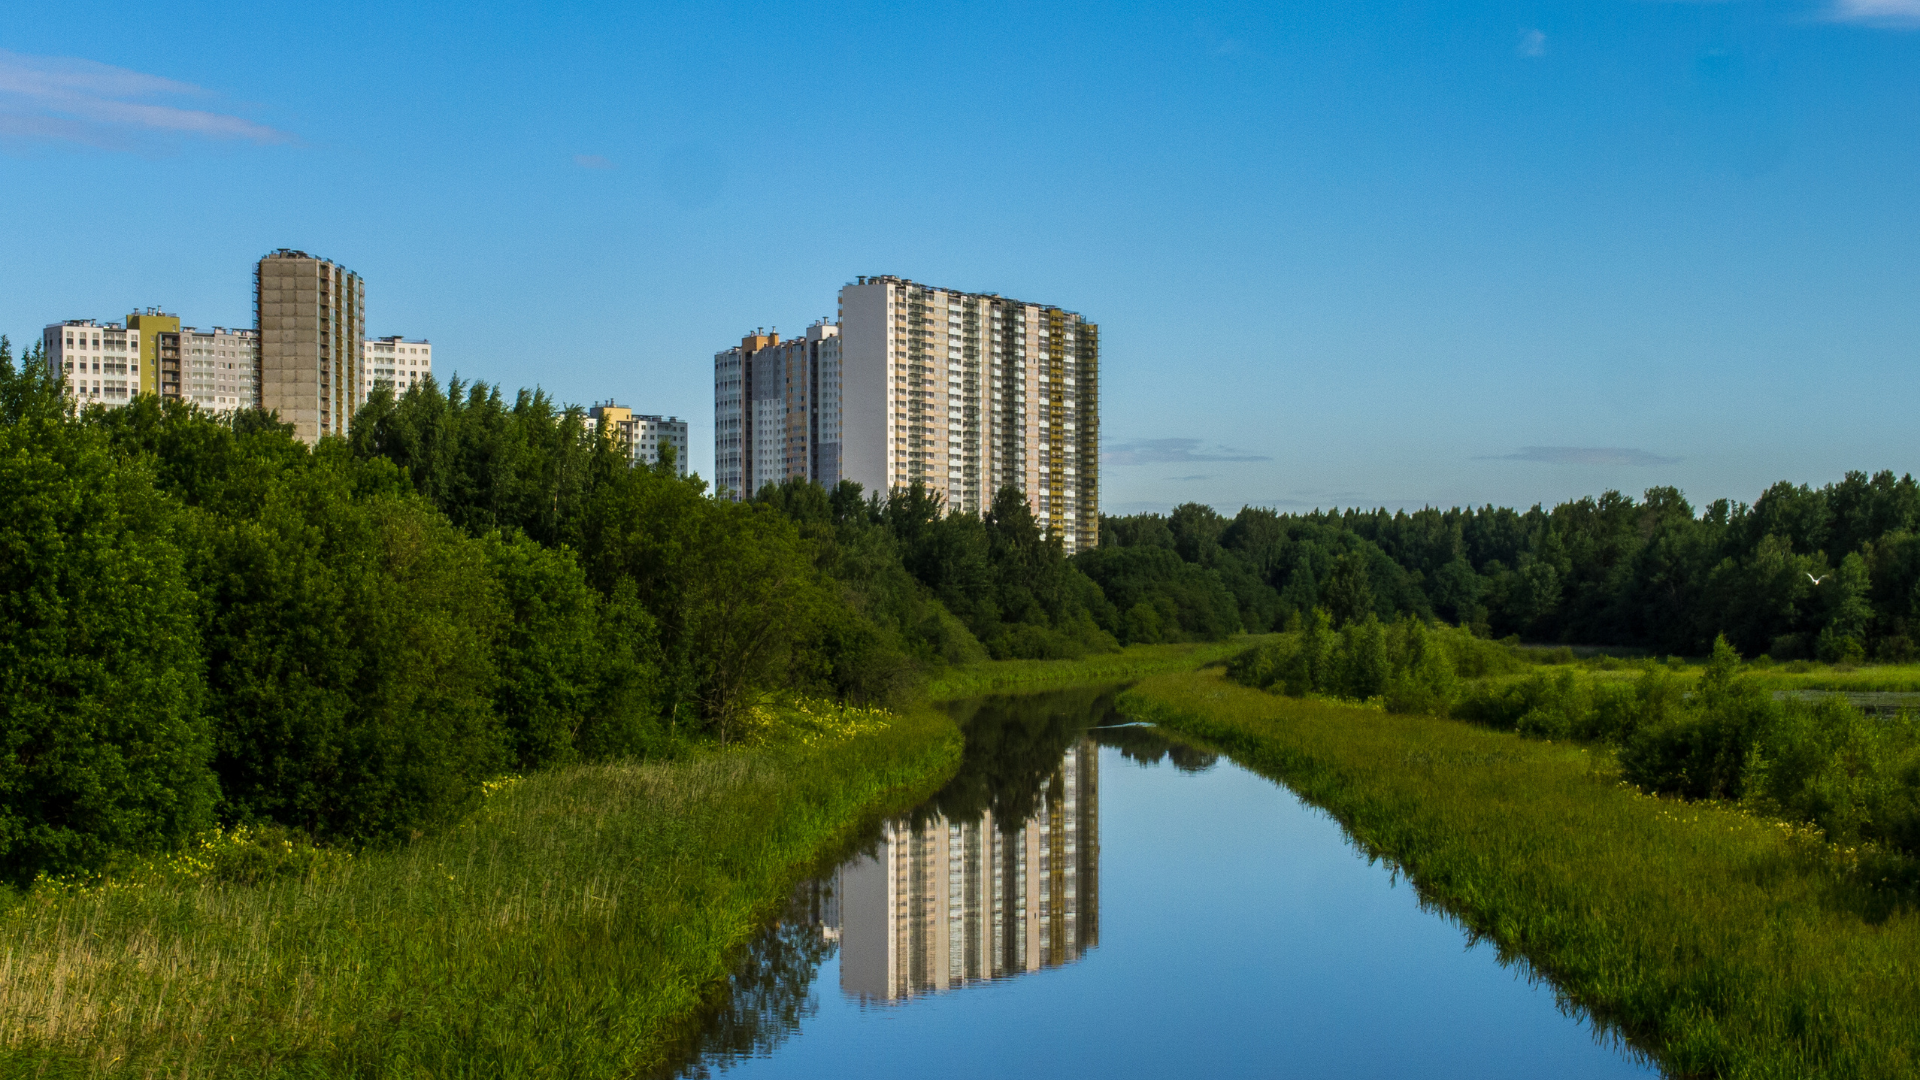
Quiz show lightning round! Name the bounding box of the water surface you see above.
[673,686,1659,1078]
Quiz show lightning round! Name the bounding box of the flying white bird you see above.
[1807,573,1830,585]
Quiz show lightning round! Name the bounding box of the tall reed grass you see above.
[0,706,959,1078]
[1121,669,1920,1080]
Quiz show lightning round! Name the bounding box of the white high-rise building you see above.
[365,336,432,397]
[715,277,1098,551]
[838,276,1098,551]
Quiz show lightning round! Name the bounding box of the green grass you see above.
[1120,669,1920,1080]
[0,706,960,1078]
[1741,662,1920,694]
[1506,655,1920,695]
[924,639,1256,701]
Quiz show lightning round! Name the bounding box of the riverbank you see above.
[0,705,960,1078]
[1121,668,1920,1080]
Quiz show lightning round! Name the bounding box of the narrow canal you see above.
[671,685,1659,1078]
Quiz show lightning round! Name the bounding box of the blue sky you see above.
[3,0,1917,516]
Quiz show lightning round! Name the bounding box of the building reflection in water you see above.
[829,737,1099,1003]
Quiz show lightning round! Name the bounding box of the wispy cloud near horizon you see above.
[1103,437,1270,466]
[0,49,286,150]
[1825,0,1920,26]
[1481,446,1680,466]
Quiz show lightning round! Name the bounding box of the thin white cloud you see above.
[1825,0,1920,26]
[574,154,614,169]
[1103,438,1271,466]
[1518,29,1548,58]
[0,49,286,149]
[1480,446,1679,466]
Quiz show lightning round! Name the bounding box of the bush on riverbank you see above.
[1226,614,1516,709]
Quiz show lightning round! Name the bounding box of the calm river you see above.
[669,685,1659,1079]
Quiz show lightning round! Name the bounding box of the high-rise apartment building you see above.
[365,336,432,397]
[712,320,841,499]
[840,276,1098,551]
[715,277,1098,551]
[255,249,366,444]
[588,402,690,475]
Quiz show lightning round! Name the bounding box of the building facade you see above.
[712,321,841,500]
[713,335,753,496]
[43,319,142,407]
[126,310,183,403]
[44,313,258,415]
[589,402,690,475]
[839,276,1098,552]
[715,277,1097,551]
[366,336,432,397]
[256,249,366,444]
[178,326,260,412]
[829,738,1099,1002]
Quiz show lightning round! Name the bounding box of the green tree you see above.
[1321,550,1375,627]
[202,463,507,841]
[483,529,651,769]
[1336,616,1391,699]
[1815,552,1871,663]
[0,348,217,881]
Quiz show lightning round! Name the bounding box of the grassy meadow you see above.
[0,702,960,1078]
[1488,644,1920,696]
[1121,667,1920,1080]
[924,639,1255,701]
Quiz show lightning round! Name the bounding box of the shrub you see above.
[1383,619,1458,716]
[1620,638,1776,800]
[1231,611,1470,712]
[1745,699,1920,857]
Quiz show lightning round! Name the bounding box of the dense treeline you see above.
[14,314,1920,884]
[0,342,1120,883]
[1098,478,1920,661]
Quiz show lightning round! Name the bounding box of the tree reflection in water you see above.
[1092,720,1220,774]
[664,880,841,1079]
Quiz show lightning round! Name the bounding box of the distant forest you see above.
[1090,477,1919,663]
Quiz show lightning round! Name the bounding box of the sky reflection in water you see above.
[672,687,1658,1079]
